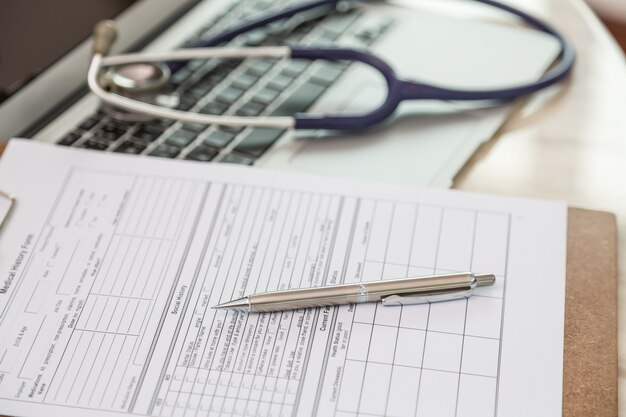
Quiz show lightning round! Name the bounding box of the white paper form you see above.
[0,140,567,417]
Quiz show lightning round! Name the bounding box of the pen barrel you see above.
[247,273,488,313]
[248,284,364,313]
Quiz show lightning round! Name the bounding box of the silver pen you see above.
[213,272,495,313]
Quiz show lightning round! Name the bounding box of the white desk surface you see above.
[452,0,626,413]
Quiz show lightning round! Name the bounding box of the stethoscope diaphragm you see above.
[104,62,170,93]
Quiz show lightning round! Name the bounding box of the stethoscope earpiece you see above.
[93,20,118,56]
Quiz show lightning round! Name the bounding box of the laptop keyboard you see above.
[57,0,392,165]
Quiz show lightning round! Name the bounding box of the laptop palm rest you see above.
[257,4,561,188]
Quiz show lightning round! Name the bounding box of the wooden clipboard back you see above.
[563,208,618,416]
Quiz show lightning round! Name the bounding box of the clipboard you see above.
[563,207,618,417]
[0,198,616,415]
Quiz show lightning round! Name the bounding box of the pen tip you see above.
[213,297,249,311]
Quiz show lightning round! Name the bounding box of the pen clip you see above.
[381,288,473,306]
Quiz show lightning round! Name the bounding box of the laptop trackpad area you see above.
[257,83,500,188]
[256,2,561,188]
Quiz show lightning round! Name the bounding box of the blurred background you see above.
[587,0,626,51]
[1,0,625,101]
[0,0,135,100]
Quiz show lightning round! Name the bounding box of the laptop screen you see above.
[0,0,138,104]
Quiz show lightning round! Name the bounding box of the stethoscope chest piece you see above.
[104,62,170,93]
[97,61,178,122]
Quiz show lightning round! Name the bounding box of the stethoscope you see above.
[88,0,575,131]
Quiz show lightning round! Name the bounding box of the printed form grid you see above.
[42,172,207,410]
[330,201,508,417]
[154,186,343,417]
[16,169,510,417]
[145,184,509,417]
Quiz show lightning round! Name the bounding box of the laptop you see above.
[0,0,560,187]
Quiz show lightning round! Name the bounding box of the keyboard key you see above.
[114,141,146,154]
[78,117,100,131]
[313,63,345,84]
[252,88,279,105]
[271,81,326,116]
[291,20,318,37]
[354,28,379,45]
[182,36,202,48]
[276,70,297,83]
[199,68,228,86]
[323,12,360,36]
[134,125,165,141]
[150,143,181,158]
[93,130,123,143]
[236,101,265,117]
[58,132,82,146]
[93,123,129,143]
[186,60,205,71]
[104,124,127,133]
[127,136,153,147]
[222,125,245,134]
[220,152,254,165]
[317,29,341,42]
[243,29,269,46]
[186,145,218,162]
[211,61,231,73]
[247,60,275,76]
[222,59,243,70]
[216,86,244,105]
[130,136,156,146]
[354,19,392,46]
[255,0,274,9]
[177,96,197,111]
[267,74,293,90]
[232,73,259,90]
[194,80,221,95]
[267,21,288,35]
[240,5,267,20]
[82,140,108,151]
[182,123,207,134]
[187,83,214,99]
[283,32,305,45]
[233,128,285,157]
[200,102,228,115]
[157,119,176,128]
[282,60,309,76]
[165,129,197,148]
[203,129,235,148]
[171,68,194,86]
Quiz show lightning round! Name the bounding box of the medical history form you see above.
[0,139,566,417]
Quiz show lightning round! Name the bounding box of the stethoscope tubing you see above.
[101,46,291,67]
[176,0,575,102]
[90,0,575,130]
